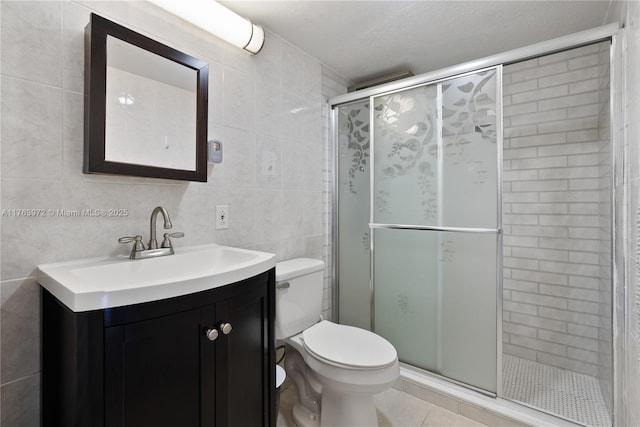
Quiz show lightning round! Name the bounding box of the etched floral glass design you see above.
[337,101,372,330]
[373,70,498,228]
[373,85,438,225]
[440,69,497,228]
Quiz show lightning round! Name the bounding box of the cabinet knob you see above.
[219,322,233,335]
[206,328,219,341]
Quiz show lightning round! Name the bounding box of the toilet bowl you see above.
[276,258,399,427]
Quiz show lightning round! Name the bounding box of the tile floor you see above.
[503,355,611,427]
[277,383,489,427]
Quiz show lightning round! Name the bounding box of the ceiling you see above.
[220,0,613,85]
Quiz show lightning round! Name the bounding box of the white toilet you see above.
[276,258,399,427]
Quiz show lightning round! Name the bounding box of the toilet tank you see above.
[275,258,325,340]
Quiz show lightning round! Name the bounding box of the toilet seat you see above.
[302,321,397,370]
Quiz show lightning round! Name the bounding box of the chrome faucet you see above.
[148,206,172,249]
[118,206,184,259]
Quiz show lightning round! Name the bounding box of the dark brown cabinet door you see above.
[215,285,270,427]
[105,308,214,427]
[103,283,271,427]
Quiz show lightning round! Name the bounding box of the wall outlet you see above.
[215,205,229,230]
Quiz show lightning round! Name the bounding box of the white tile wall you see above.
[602,1,640,425]
[609,0,640,425]
[502,43,613,388]
[0,1,348,424]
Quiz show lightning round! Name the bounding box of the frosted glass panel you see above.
[374,228,497,392]
[440,232,497,392]
[337,101,371,330]
[373,69,498,229]
[374,229,439,370]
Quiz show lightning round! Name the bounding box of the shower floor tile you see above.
[503,355,611,427]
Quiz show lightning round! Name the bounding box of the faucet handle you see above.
[161,232,184,249]
[118,235,146,251]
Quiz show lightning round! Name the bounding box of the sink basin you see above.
[37,244,276,312]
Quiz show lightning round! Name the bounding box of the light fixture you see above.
[148,0,264,54]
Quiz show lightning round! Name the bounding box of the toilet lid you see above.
[302,321,397,369]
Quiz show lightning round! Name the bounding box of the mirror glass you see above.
[105,36,197,170]
[84,13,208,182]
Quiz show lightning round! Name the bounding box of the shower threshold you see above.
[503,355,611,427]
[399,363,602,427]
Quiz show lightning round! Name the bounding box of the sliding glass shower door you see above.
[372,68,501,393]
[337,67,502,394]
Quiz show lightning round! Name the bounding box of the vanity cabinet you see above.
[42,269,276,427]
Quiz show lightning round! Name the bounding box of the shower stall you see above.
[332,26,619,427]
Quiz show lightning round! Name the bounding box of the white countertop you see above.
[37,243,276,312]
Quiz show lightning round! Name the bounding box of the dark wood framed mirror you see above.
[84,13,209,182]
